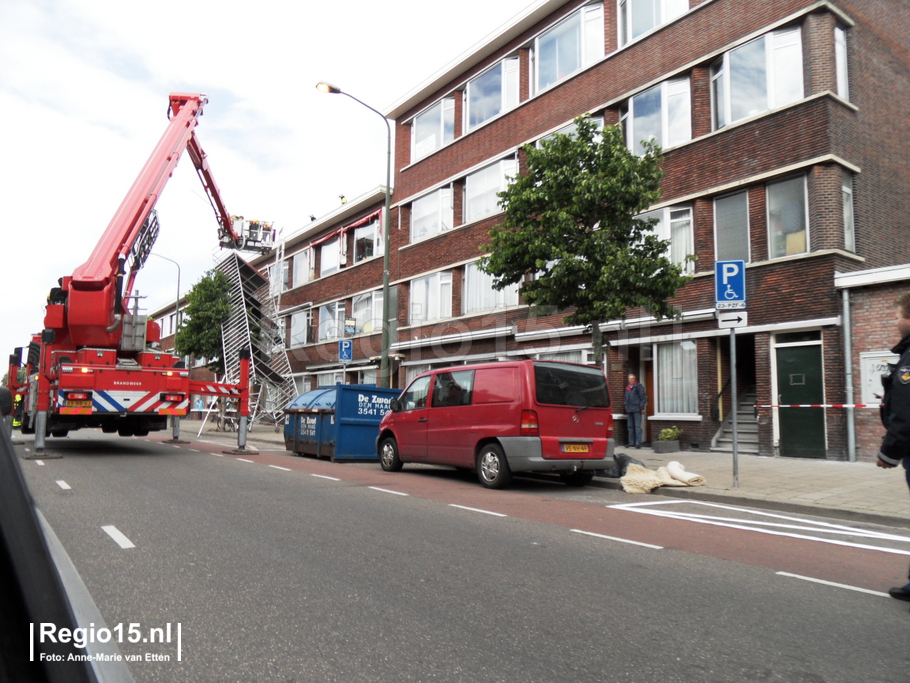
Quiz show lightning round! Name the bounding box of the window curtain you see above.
[657,342,697,413]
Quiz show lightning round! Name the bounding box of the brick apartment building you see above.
[244,0,909,461]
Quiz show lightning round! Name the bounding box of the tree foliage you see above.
[175,269,231,374]
[479,117,692,363]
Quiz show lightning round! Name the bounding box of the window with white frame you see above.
[538,116,604,146]
[354,220,380,262]
[842,170,855,252]
[618,0,688,46]
[835,26,849,100]
[711,27,803,130]
[466,57,519,131]
[535,3,604,92]
[656,340,698,414]
[412,97,455,160]
[269,260,291,294]
[768,176,808,259]
[316,371,345,387]
[292,250,313,287]
[358,368,377,385]
[714,191,750,263]
[318,301,344,341]
[465,158,517,223]
[411,187,453,243]
[409,272,452,325]
[638,205,694,273]
[352,290,383,335]
[320,238,341,277]
[619,77,691,155]
[463,262,520,315]
[289,309,315,347]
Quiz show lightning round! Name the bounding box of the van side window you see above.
[473,368,517,403]
[400,376,432,411]
[534,362,610,407]
[432,370,475,407]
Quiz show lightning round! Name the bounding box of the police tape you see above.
[756,404,878,409]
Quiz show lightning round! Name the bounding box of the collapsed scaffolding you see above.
[215,249,297,428]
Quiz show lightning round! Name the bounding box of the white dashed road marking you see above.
[571,528,664,550]
[55,480,71,490]
[369,486,409,497]
[311,474,341,481]
[449,504,507,517]
[102,525,135,549]
[776,572,890,597]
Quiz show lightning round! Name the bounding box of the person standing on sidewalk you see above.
[877,293,910,604]
[624,374,647,448]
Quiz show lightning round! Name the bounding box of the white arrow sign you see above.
[717,311,748,329]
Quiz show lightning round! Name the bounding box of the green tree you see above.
[479,117,693,367]
[175,269,231,374]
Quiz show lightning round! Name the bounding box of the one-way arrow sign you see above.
[717,311,748,329]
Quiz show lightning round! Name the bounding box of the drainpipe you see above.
[842,288,856,462]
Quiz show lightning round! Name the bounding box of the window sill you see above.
[647,414,703,422]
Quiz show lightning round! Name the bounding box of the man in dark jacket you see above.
[877,293,910,604]
[624,374,647,448]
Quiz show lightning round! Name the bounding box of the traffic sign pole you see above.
[715,260,746,489]
[731,328,738,489]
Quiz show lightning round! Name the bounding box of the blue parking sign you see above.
[338,339,353,363]
[715,260,746,310]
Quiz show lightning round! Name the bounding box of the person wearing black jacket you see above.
[624,374,647,448]
[877,293,910,604]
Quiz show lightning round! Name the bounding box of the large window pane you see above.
[353,291,382,334]
[620,0,688,46]
[638,205,693,273]
[835,26,849,100]
[465,159,516,222]
[413,98,455,160]
[538,12,580,91]
[842,170,855,252]
[714,192,750,262]
[464,262,519,314]
[292,250,312,286]
[411,188,453,242]
[468,64,502,129]
[622,78,690,155]
[657,341,698,414]
[730,37,767,121]
[768,176,807,258]
[410,272,452,325]
[354,221,379,262]
[318,302,341,341]
[772,29,803,107]
[632,84,662,154]
[320,239,340,277]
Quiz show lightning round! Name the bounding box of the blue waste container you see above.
[284,384,399,462]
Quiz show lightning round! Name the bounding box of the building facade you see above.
[268,0,909,461]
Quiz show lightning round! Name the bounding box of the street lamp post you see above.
[150,252,182,334]
[150,252,187,442]
[316,81,393,389]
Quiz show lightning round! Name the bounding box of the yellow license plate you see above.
[563,444,589,453]
[66,400,92,407]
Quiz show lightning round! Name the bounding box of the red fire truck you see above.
[8,93,272,451]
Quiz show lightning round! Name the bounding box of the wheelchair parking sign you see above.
[715,260,746,310]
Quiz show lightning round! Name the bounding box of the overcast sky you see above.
[0,0,533,369]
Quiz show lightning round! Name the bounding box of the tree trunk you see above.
[591,322,605,370]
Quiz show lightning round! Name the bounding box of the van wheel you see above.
[560,471,594,487]
[379,437,403,472]
[477,444,511,489]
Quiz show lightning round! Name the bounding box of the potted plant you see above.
[653,426,683,454]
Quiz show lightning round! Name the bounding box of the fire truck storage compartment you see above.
[284,384,398,462]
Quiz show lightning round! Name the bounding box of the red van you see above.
[376,360,614,489]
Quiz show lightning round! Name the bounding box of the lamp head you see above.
[316,82,342,94]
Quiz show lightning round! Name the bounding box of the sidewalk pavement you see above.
[178,419,910,529]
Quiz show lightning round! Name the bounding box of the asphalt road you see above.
[17,431,910,682]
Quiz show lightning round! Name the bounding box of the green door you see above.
[776,345,826,458]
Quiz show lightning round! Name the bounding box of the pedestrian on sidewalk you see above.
[624,374,647,449]
[876,292,910,605]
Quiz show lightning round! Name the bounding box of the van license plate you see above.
[563,444,589,453]
[66,400,92,407]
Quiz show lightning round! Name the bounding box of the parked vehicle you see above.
[377,360,614,489]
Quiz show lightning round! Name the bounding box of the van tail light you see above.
[606,413,614,438]
[520,410,540,437]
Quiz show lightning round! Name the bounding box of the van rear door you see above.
[532,362,611,460]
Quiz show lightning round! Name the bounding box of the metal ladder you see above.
[216,251,297,428]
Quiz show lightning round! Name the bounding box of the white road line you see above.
[35,460,45,466]
[55,480,71,490]
[269,465,291,471]
[236,458,254,463]
[369,486,409,497]
[449,504,507,517]
[609,500,910,556]
[212,453,224,457]
[101,525,135,549]
[571,529,664,550]
[311,474,341,481]
[776,572,890,598]
[188,449,200,452]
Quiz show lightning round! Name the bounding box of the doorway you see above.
[775,341,826,458]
